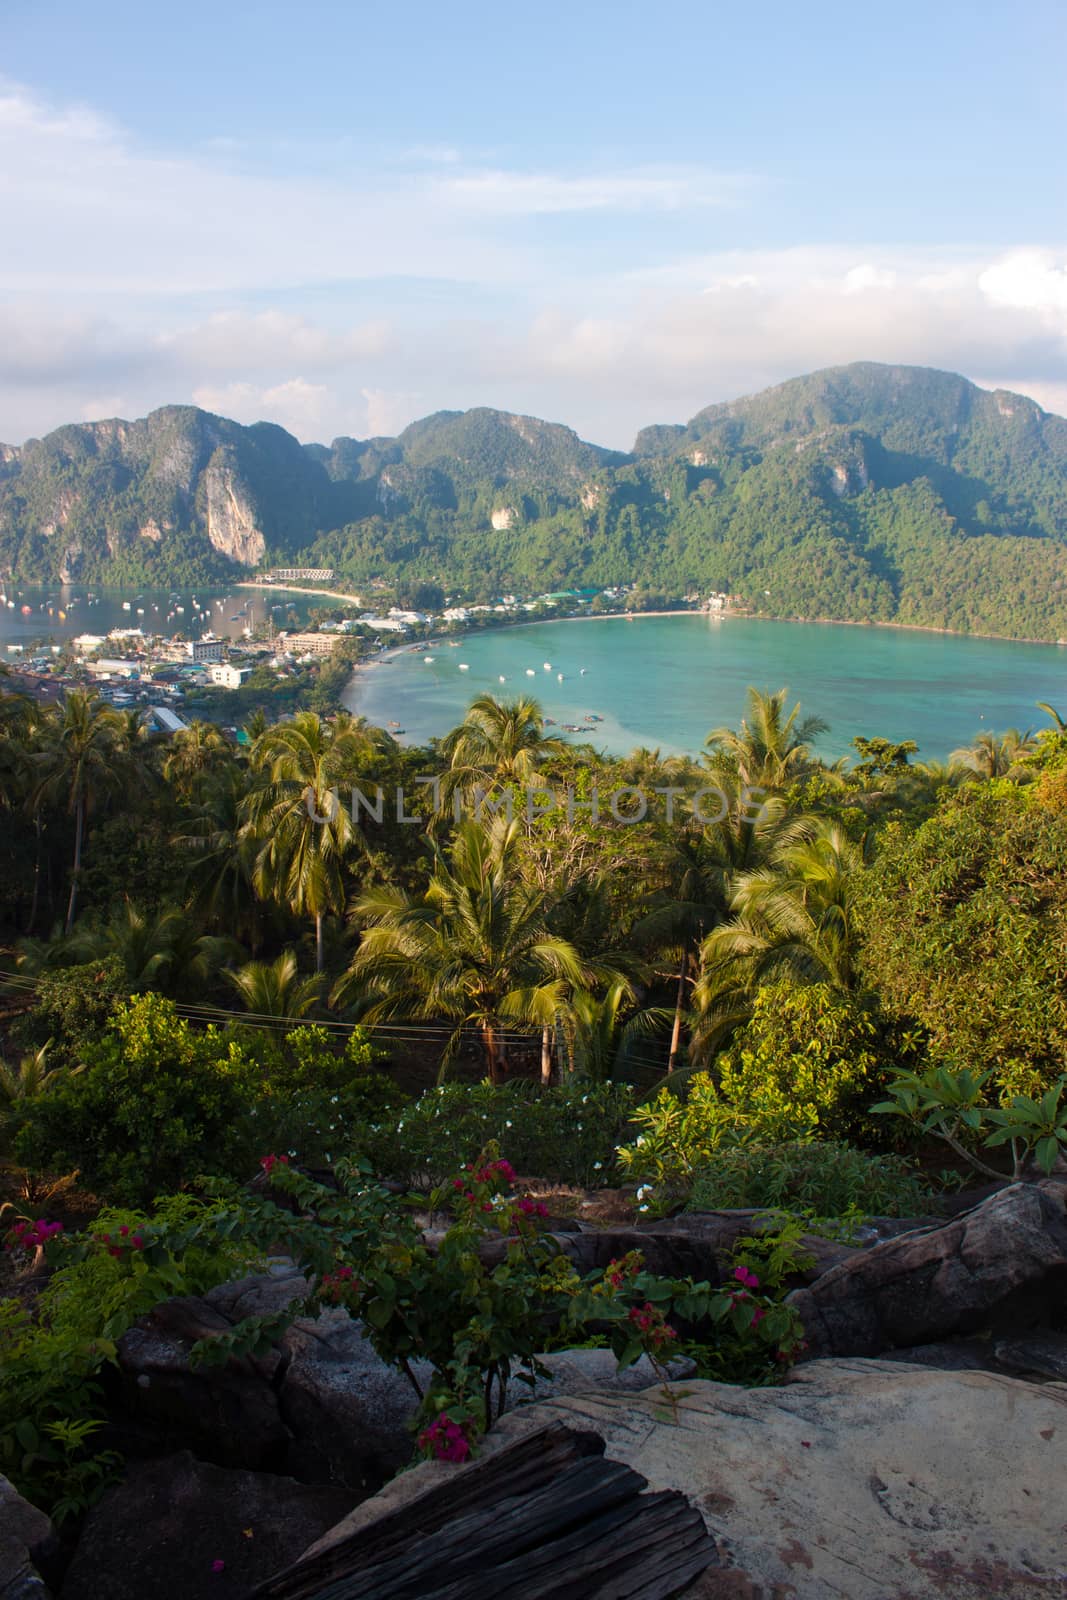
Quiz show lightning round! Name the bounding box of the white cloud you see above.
[361,387,424,437]
[977,250,1067,316]
[191,378,332,437]
[0,81,1065,447]
[435,166,754,216]
[158,312,394,374]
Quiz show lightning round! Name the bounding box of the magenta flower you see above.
[418,1413,472,1463]
[733,1265,760,1290]
[211,1558,225,1573]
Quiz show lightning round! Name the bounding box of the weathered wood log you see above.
[243,1423,716,1600]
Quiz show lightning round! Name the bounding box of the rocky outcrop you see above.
[304,1360,1067,1599]
[58,1453,354,1600]
[0,1476,55,1600]
[114,1294,291,1470]
[788,1182,1067,1357]
[202,453,265,565]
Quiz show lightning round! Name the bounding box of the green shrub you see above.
[356,1080,635,1190]
[716,983,890,1141]
[240,1023,409,1168]
[687,1140,931,1218]
[1,1193,256,1517]
[14,995,262,1203]
[13,1001,409,1202]
[13,957,129,1063]
[615,1071,808,1197]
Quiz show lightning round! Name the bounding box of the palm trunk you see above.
[28,808,42,934]
[482,1020,501,1084]
[315,911,324,974]
[667,949,688,1075]
[65,792,84,935]
[540,1024,553,1086]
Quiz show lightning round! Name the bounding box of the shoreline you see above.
[235,579,367,606]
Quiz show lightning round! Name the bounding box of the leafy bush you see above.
[206,1154,806,1455]
[873,1063,1067,1180]
[715,983,891,1141]
[616,1071,804,1198]
[1,1193,256,1517]
[12,957,129,1063]
[13,995,263,1203]
[356,1080,635,1189]
[13,1000,406,1203]
[687,1140,931,1218]
[242,1024,408,1168]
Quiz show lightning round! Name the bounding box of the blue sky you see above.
[2,0,1065,445]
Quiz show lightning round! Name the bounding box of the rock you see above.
[278,1305,699,1491]
[115,1296,291,1470]
[0,1480,52,1570]
[788,1182,1067,1357]
[993,1331,1067,1382]
[202,1265,308,1323]
[278,1312,431,1491]
[506,1346,697,1407]
[58,1453,354,1600]
[877,1339,1003,1372]
[305,1359,1067,1599]
[481,1227,720,1284]
[0,1538,52,1600]
[0,1479,55,1600]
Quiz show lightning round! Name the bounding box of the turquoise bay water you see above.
[346,614,1067,762]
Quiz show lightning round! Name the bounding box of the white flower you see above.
[638,1203,649,1213]
[593,1161,603,1170]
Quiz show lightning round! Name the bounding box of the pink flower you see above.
[211,1559,225,1573]
[259,1153,290,1175]
[733,1265,760,1290]
[418,1413,472,1463]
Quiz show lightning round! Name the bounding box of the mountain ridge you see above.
[3,363,1067,640]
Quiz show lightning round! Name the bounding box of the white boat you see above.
[423,655,435,663]
[543,662,551,670]
[525,668,536,676]
[580,668,587,675]
[458,663,469,671]
[557,672,564,681]
[122,601,131,611]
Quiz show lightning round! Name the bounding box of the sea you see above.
[0,583,334,653]
[344,612,1067,763]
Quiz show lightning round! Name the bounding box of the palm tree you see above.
[441,694,567,804]
[333,817,593,1082]
[174,764,263,948]
[244,712,372,972]
[706,687,828,792]
[949,728,1035,780]
[563,977,670,1082]
[0,1042,72,1109]
[224,952,322,1018]
[1037,702,1067,733]
[163,720,233,801]
[692,818,864,1061]
[31,691,127,933]
[68,904,238,996]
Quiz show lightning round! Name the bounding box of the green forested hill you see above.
[2,364,1067,639]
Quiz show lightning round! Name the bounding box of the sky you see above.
[2,0,1066,448]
